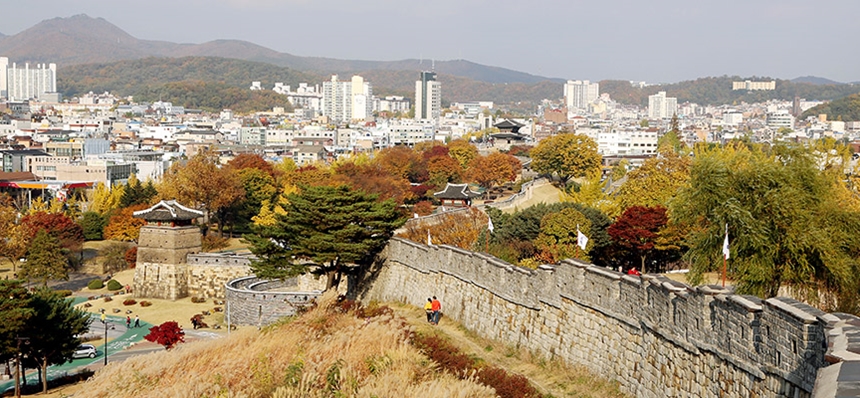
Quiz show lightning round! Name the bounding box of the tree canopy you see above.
[671,143,860,310]
[247,185,406,289]
[530,133,601,188]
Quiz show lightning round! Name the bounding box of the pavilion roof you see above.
[433,183,481,199]
[133,200,203,221]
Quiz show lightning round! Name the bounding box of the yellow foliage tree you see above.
[89,183,124,214]
[447,139,479,169]
[396,207,488,250]
[613,150,691,211]
[533,208,592,263]
[530,133,602,188]
[562,174,620,218]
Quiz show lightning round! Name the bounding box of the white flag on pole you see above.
[722,224,730,260]
[487,217,494,233]
[576,224,589,251]
[427,230,432,246]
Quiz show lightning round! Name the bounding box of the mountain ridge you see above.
[0,14,559,85]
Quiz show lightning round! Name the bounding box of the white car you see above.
[72,344,98,359]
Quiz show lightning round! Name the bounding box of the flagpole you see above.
[722,223,728,288]
[722,254,726,288]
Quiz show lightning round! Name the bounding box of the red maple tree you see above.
[144,321,185,350]
[607,206,668,274]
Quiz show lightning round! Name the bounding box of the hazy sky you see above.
[2,0,859,83]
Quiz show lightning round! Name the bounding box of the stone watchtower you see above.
[132,200,204,300]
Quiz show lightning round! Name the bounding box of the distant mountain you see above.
[59,56,561,106]
[0,14,558,85]
[800,93,860,121]
[791,76,842,85]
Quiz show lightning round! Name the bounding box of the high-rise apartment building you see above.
[647,91,678,119]
[350,75,373,121]
[563,80,599,111]
[415,71,441,121]
[0,57,58,101]
[322,75,373,123]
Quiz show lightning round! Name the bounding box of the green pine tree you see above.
[246,185,406,290]
[21,230,69,286]
[22,288,91,393]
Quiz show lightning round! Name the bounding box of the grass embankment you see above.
[74,292,627,397]
[77,291,498,397]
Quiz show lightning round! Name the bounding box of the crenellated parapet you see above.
[361,237,856,397]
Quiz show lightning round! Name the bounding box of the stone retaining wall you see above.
[359,238,860,398]
[225,276,322,327]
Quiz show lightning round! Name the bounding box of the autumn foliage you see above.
[19,211,84,251]
[103,204,149,242]
[144,321,185,350]
[397,207,489,250]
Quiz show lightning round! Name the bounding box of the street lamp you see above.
[14,335,29,398]
[104,318,110,366]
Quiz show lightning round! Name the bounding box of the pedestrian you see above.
[126,315,131,328]
[627,267,641,276]
[430,296,441,325]
[424,298,433,323]
[100,312,106,323]
[125,284,130,294]
[134,315,140,328]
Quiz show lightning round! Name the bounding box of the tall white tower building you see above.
[350,75,373,121]
[415,71,441,121]
[563,80,599,111]
[323,75,352,123]
[647,91,678,119]
[1,57,58,101]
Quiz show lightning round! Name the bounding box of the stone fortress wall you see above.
[359,238,860,398]
[225,276,323,326]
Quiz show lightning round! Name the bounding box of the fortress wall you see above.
[361,238,856,398]
[225,276,321,326]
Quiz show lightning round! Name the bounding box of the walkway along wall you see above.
[358,238,860,398]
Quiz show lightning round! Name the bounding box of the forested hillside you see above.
[600,76,860,107]
[801,93,860,121]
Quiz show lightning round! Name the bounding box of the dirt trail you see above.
[390,302,628,398]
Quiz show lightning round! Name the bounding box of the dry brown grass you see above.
[79,292,496,398]
[392,302,629,398]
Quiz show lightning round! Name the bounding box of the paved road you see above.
[0,313,153,393]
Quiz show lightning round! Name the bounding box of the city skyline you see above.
[1,1,859,84]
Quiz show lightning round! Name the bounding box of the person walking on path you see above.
[424,298,433,323]
[126,315,131,328]
[100,312,106,324]
[430,296,441,325]
[133,315,140,328]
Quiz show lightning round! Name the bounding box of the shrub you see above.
[413,201,434,216]
[475,366,540,398]
[123,299,137,306]
[103,296,113,302]
[191,297,206,304]
[106,279,123,291]
[412,334,474,376]
[87,279,104,290]
[56,289,73,297]
[139,301,152,307]
[202,234,230,252]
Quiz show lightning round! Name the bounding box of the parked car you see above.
[72,344,97,359]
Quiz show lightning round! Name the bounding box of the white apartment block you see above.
[350,75,373,121]
[563,80,599,112]
[732,80,776,91]
[1,57,57,101]
[415,71,441,121]
[375,96,412,114]
[766,110,795,129]
[384,121,435,146]
[648,91,678,119]
[323,75,352,123]
[596,130,659,156]
[723,112,743,126]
